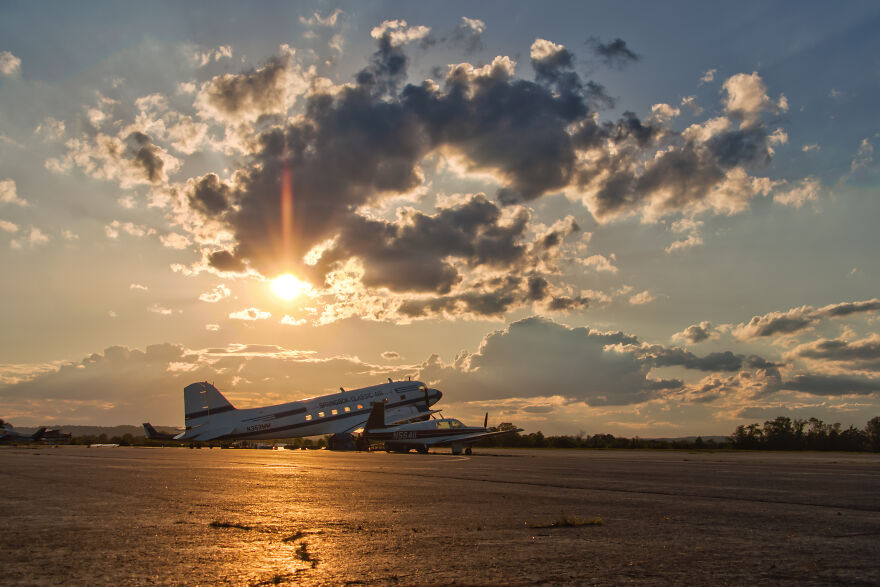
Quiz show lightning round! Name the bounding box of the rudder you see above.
[184,381,235,427]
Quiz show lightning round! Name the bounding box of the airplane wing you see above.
[387,410,442,426]
[418,428,523,447]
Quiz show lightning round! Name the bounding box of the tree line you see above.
[16,416,880,452]
[478,416,880,452]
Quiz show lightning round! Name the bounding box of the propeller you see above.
[483,412,488,429]
[424,386,430,408]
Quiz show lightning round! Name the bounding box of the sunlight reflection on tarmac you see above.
[1,446,879,585]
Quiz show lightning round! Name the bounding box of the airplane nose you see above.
[432,389,442,405]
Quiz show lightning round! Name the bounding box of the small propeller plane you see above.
[362,401,522,455]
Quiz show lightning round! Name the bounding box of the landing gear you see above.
[416,445,429,454]
[464,447,472,455]
[328,433,356,451]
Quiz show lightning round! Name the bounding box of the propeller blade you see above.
[484,412,488,428]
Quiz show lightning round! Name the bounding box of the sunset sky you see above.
[1,1,879,435]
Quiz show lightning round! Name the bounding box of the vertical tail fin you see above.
[183,381,235,428]
[31,427,46,441]
[365,401,388,431]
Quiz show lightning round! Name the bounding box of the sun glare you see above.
[271,273,309,301]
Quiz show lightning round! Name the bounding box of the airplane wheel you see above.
[417,445,428,454]
[464,447,472,455]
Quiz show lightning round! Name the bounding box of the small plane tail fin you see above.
[365,401,388,431]
[31,427,46,441]
[184,381,235,427]
[142,422,161,439]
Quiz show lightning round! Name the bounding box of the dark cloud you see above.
[207,250,248,273]
[183,38,790,297]
[312,194,529,294]
[588,37,639,69]
[188,173,231,216]
[782,374,880,396]
[418,316,670,405]
[637,345,744,371]
[734,299,880,340]
[195,56,292,122]
[789,335,880,371]
[355,35,409,97]
[126,131,165,183]
[820,299,880,317]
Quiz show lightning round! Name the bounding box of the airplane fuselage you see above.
[179,380,441,441]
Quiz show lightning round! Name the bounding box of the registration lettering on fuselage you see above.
[393,431,417,440]
[246,423,271,432]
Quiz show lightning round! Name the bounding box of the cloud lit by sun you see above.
[271,273,311,301]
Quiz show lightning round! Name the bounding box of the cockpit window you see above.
[450,420,463,428]
[436,421,451,429]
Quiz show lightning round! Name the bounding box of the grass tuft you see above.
[209,520,252,530]
[527,514,603,529]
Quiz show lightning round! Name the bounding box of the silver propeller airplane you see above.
[173,379,442,442]
[362,401,522,454]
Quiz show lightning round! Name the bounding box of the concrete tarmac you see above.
[1,446,879,585]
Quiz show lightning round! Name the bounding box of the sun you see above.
[271,273,310,301]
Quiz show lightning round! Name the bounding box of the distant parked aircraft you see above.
[0,422,47,443]
[40,429,71,443]
[362,401,522,454]
[172,379,442,442]
[142,423,180,441]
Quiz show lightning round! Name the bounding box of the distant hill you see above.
[11,425,180,438]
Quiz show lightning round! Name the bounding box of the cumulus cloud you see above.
[418,316,676,406]
[194,51,306,124]
[159,232,191,249]
[732,299,880,340]
[0,218,18,233]
[137,33,812,324]
[672,321,717,344]
[229,307,271,321]
[370,20,431,47]
[0,179,27,206]
[192,45,233,67]
[699,69,716,85]
[629,290,655,305]
[49,130,181,188]
[0,342,410,425]
[787,334,880,373]
[199,284,231,303]
[722,72,787,128]
[105,221,155,240]
[773,177,820,208]
[0,51,21,76]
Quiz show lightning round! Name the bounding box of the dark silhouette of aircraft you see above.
[362,401,521,454]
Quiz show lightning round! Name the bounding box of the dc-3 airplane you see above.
[161,379,442,443]
[362,401,522,455]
